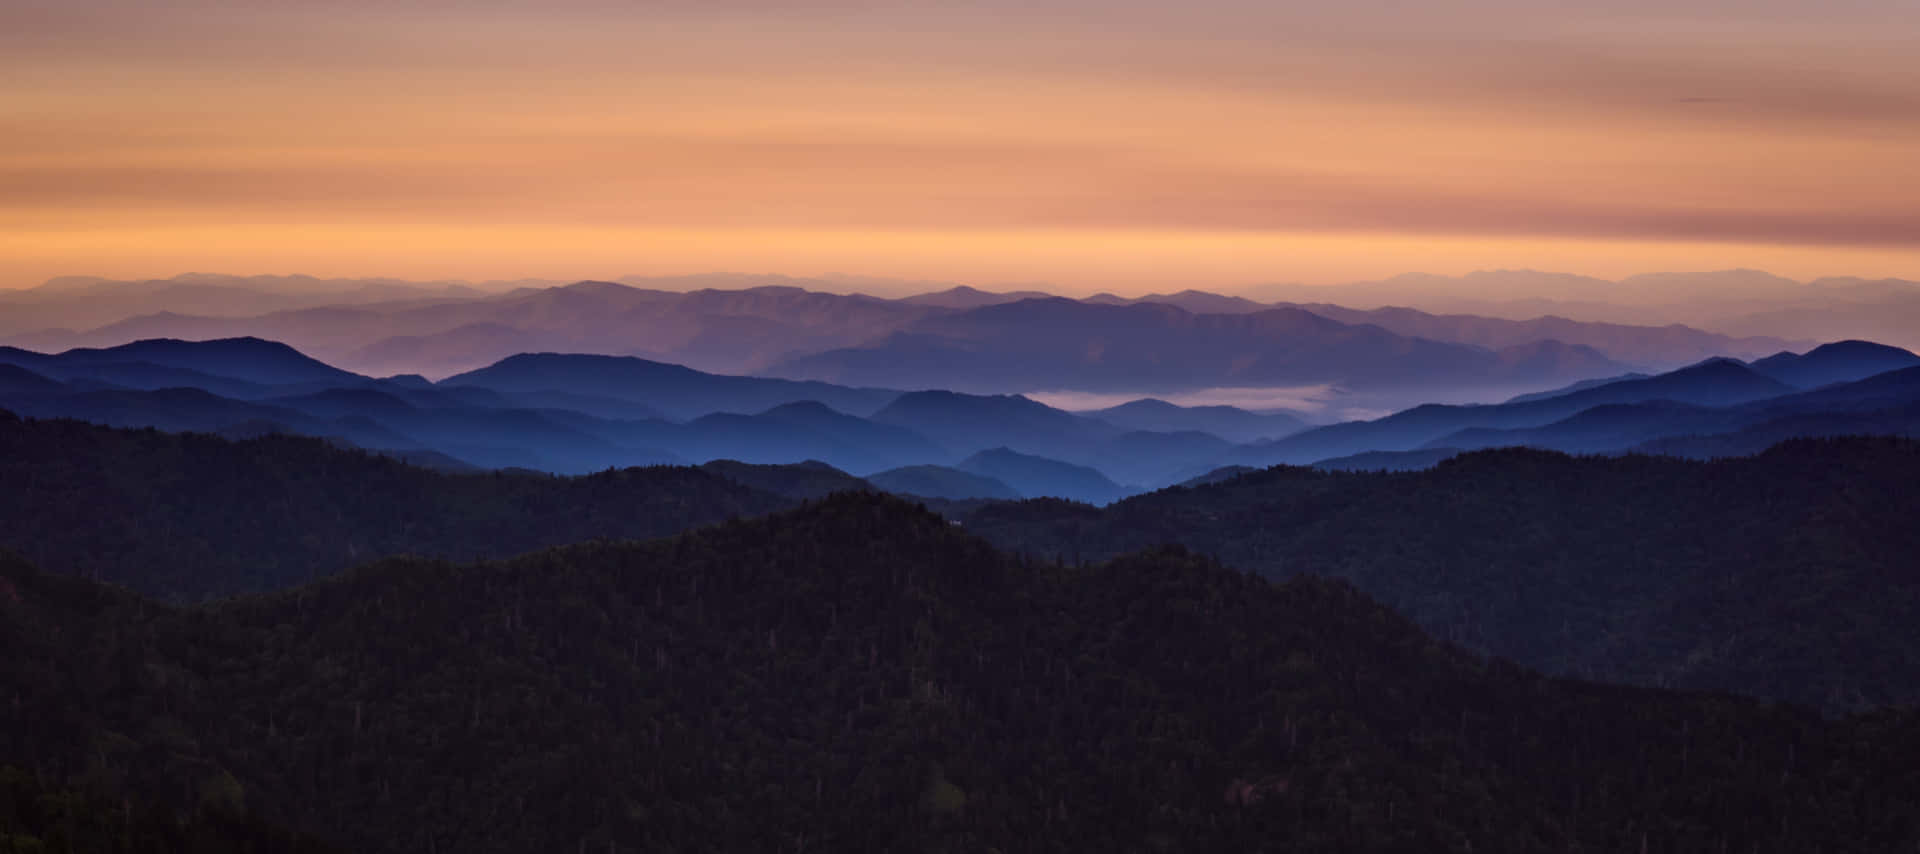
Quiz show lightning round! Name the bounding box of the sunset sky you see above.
[3,0,1916,293]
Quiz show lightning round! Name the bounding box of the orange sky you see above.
[3,0,1916,293]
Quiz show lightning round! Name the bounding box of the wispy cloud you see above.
[1029,385,1339,414]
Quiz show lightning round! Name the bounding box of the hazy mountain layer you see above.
[767,298,1630,394]
[8,272,1863,391]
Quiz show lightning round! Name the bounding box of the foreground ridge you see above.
[3,493,1917,853]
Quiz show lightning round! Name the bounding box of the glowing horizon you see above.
[4,0,1916,293]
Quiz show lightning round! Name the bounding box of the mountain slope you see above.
[962,437,1920,713]
[695,458,874,499]
[958,447,1130,504]
[2,494,1916,853]
[1247,358,1796,464]
[1634,400,1920,459]
[1428,364,1920,456]
[0,363,64,395]
[1748,340,1920,389]
[0,412,789,600]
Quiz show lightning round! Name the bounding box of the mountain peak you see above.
[759,399,843,418]
[556,280,640,295]
[1748,339,1920,389]
[51,337,362,386]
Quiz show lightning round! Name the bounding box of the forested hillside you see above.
[960,437,1920,712]
[2,495,1916,853]
[0,412,788,600]
[0,765,339,854]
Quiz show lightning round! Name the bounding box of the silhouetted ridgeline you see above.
[960,436,1920,713]
[3,495,1917,853]
[0,411,789,601]
[7,409,1920,719]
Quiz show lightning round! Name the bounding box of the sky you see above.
[2,0,1916,294]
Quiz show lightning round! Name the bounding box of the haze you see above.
[4,0,1917,293]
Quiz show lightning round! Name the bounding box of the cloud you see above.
[1029,385,1338,413]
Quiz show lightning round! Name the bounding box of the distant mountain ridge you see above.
[0,338,1237,494]
[440,351,903,420]
[1284,302,1792,363]
[768,298,1631,394]
[1080,398,1307,443]
[7,272,1841,390]
[0,336,361,386]
[4,332,1918,492]
[1748,340,1920,389]
[957,447,1130,505]
[1240,355,1839,465]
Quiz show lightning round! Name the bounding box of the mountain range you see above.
[9,492,1918,852]
[1238,341,1920,465]
[765,298,1634,394]
[963,436,1920,714]
[2,273,1817,397]
[1248,269,1920,352]
[2,334,1919,499]
[3,318,1920,851]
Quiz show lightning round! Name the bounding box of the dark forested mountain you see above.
[957,447,1132,505]
[3,494,1917,853]
[767,298,1629,394]
[0,765,341,854]
[0,413,789,600]
[1081,397,1308,443]
[960,437,1920,713]
[442,352,903,420]
[1177,464,1258,487]
[1312,447,1466,472]
[694,459,875,500]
